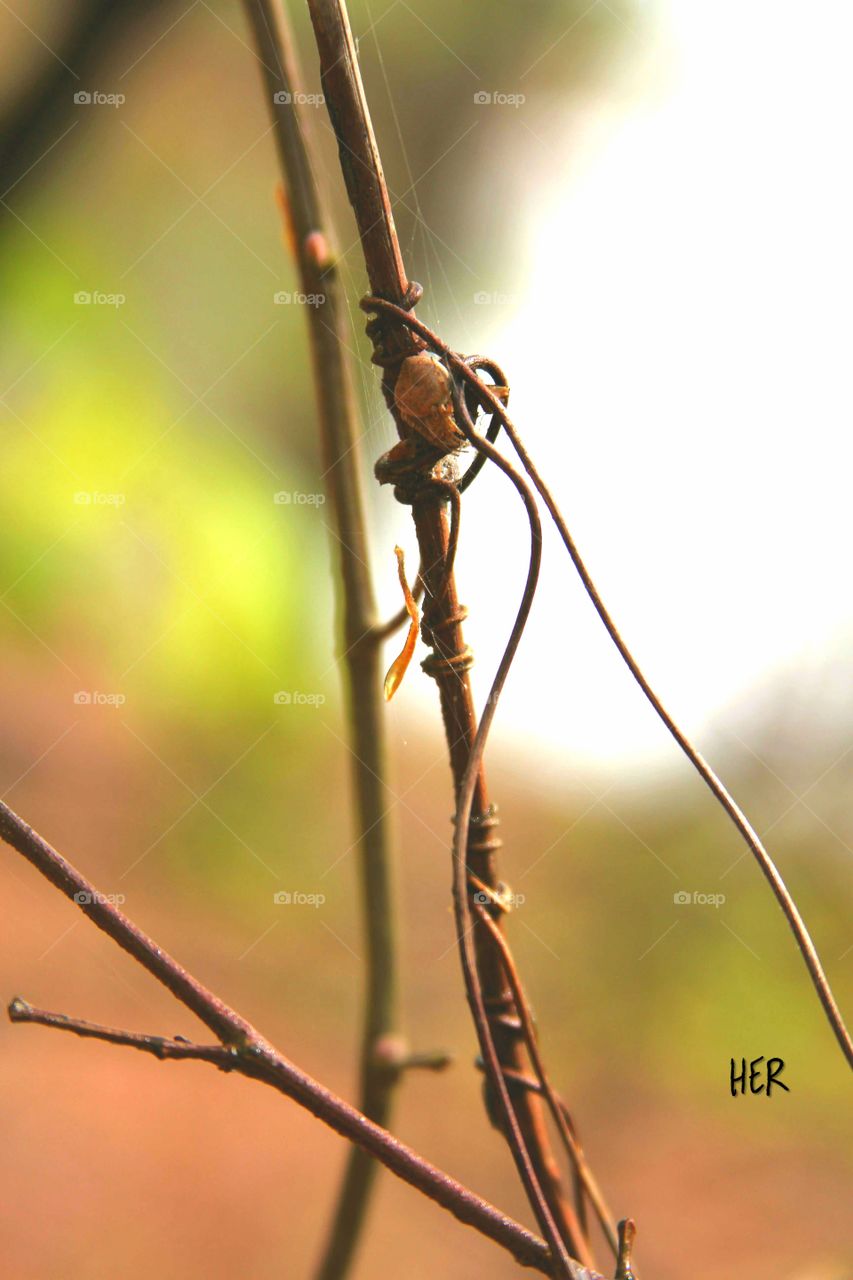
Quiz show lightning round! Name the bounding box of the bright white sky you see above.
[389,0,852,772]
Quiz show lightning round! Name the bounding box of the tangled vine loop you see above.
[363,292,853,1077]
[360,281,426,373]
[360,281,853,1271]
[361,287,510,498]
[363,286,622,1268]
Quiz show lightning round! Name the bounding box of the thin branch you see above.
[0,796,594,1277]
[304,0,596,1269]
[8,998,235,1066]
[0,799,257,1047]
[9,995,452,1072]
[240,2,408,1273]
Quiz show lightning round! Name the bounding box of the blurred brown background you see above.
[0,2,850,1277]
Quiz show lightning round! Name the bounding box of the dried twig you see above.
[1,796,596,1277]
[0,6,598,1270]
[240,3,411,1273]
[305,0,597,1270]
[8,998,239,1066]
[3,6,621,1275]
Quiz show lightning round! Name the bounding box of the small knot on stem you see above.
[371,1033,453,1076]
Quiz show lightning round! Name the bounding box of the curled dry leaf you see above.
[383,545,420,701]
[394,354,466,453]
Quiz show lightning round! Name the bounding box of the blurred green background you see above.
[0,2,850,1278]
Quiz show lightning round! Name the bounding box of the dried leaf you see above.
[384,545,420,701]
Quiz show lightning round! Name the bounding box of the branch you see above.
[0,800,257,1046]
[8,999,236,1066]
[239,1,412,1273]
[305,0,597,1271]
[1,798,582,1276]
